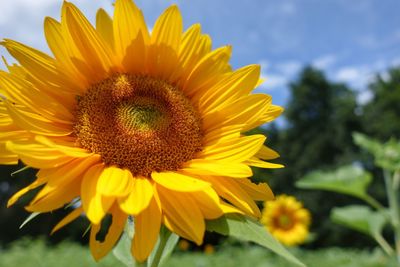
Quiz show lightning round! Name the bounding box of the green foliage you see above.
[113,230,135,266]
[331,205,387,239]
[147,227,179,267]
[279,67,360,179]
[206,214,304,267]
[297,131,400,262]
[296,165,372,200]
[354,133,400,171]
[362,68,400,141]
[263,66,363,248]
[112,220,179,267]
[0,239,397,267]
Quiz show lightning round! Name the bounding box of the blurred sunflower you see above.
[0,0,283,262]
[178,239,190,251]
[204,244,215,254]
[261,195,311,246]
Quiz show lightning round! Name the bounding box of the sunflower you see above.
[260,195,311,246]
[0,0,283,262]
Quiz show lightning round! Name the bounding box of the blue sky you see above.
[0,0,399,109]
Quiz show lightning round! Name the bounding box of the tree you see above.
[268,67,365,247]
[362,67,400,141]
[278,67,361,181]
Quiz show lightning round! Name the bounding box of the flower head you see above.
[1,0,282,262]
[261,195,311,246]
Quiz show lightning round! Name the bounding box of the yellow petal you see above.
[151,5,182,50]
[190,187,224,219]
[195,64,261,114]
[183,46,231,95]
[97,166,133,197]
[0,154,19,165]
[172,24,210,82]
[202,124,242,145]
[152,171,211,192]
[113,0,149,62]
[256,145,280,160]
[163,215,192,241]
[175,31,212,88]
[4,100,72,136]
[26,180,80,212]
[35,135,91,158]
[51,207,83,234]
[62,2,114,81]
[0,39,79,95]
[148,5,183,79]
[234,179,274,201]
[37,155,101,194]
[182,159,252,178]
[7,177,47,207]
[0,71,73,123]
[44,17,88,90]
[96,9,114,49]
[157,185,205,244]
[5,140,75,169]
[252,105,284,129]
[245,157,284,169]
[118,177,153,215]
[132,197,161,262]
[122,31,146,73]
[204,176,261,217]
[202,94,271,133]
[6,135,91,169]
[220,201,245,215]
[81,164,114,224]
[90,205,127,261]
[199,135,266,163]
[0,130,27,165]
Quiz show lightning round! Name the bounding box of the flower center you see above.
[74,74,203,177]
[278,215,292,228]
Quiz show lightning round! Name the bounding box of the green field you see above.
[0,239,396,267]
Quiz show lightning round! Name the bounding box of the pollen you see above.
[74,74,203,177]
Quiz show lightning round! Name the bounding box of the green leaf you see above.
[331,205,387,239]
[113,218,136,267]
[147,227,179,267]
[353,132,400,171]
[20,212,41,229]
[206,214,305,267]
[296,165,372,200]
[113,219,179,267]
[353,132,382,156]
[113,231,136,267]
[377,140,400,171]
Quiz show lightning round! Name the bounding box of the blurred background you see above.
[0,0,399,266]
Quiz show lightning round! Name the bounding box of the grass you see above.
[0,239,397,267]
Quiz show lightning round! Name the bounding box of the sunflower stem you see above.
[148,227,172,267]
[384,170,400,264]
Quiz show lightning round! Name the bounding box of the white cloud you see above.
[357,90,373,105]
[391,56,400,67]
[332,63,387,105]
[275,61,302,76]
[260,73,287,90]
[334,66,375,90]
[335,67,362,83]
[257,59,301,92]
[312,54,337,70]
